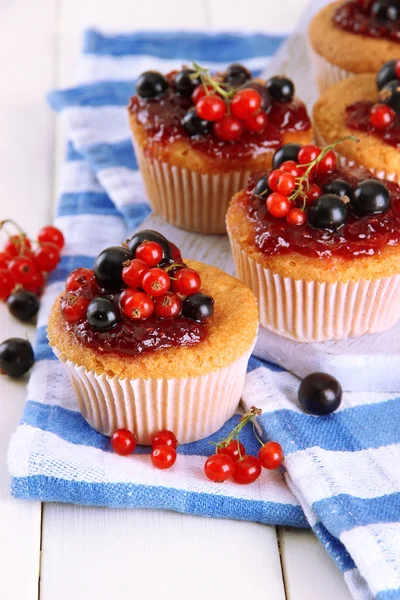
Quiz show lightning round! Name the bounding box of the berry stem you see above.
[191,61,235,101]
[0,219,30,256]
[216,406,262,451]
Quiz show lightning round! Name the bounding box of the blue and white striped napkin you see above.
[8,28,400,600]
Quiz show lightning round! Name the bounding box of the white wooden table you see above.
[0,1,352,598]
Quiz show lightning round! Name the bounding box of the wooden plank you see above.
[0,0,59,598]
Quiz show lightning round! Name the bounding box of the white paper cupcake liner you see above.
[54,343,255,445]
[308,42,354,93]
[228,230,400,342]
[133,140,251,234]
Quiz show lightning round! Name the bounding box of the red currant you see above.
[142,268,170,297]
[204,453,234,482]
[217,440,245,463]
[369,103,396,130]
[171,268,201,296]
[276,172,296,195]
[268,169,281,192]
[0,269,15,301]
[151,445,177,470]
[316,150,336,174]
[151,429,178,449]
[8,257,37,286]
[38,225,65,250]
[111,429,137,456]
[287,208,307,226]
[196,95,226,122]
[135,241,163,267]
[34,243,60,272]
[122,259,149,288]
[298,144,321,165]
[169,242,182,263]
[396,59,400,80]
[154,292,182,318]
[267,192,291,218]
[192,84,214,105]
[231,89,262,120]
[233,455,262,485]
[122,290,154,319]
[305,183,322,204]
[213,115,244,141]
[258,441,284,470]
[5,235,31,257]
[60,293,90,323]
[65,268,95,292]
[0,252,10,270]
[23,270,45,295]
[243,111,268,133]
[279,160,300,177]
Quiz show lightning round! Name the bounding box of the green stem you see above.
[191,61,235,101]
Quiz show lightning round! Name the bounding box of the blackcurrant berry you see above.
[379,80,400,114]
[376,60,397,90]
[272,143,302,169]
[225,63,251,87]
[371,0,399,22]
[127,230,172,262]
[174,69,200,97]
[182,109,212,136]
[239,81,271,111]
[182,293,214,322]
[253,176,271,198]
[323,178,354,202]
[298,372,342,416]
[0,338,34,378]
[266,76,294,102]
[351,179,390,216]
[86,297,120,331]
[136,71,169,99]
[94,246,132,291]
[7,290,39,322]
[308,194,348,230]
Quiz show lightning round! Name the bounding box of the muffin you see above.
[128,63,312,234]
[314,61,400,182]
[309,1,400,93]
[47,230,258,444]
[226,142,400,342]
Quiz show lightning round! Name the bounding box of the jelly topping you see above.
[245,168,400,258]
[346,100,400,148]
[333,1,400,42]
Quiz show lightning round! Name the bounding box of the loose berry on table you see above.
[34,243,61,273]
[0,270,15,301]
[111,429,137,456]
[258,441,283,470]
[213,115,244,141]
[204,453,235,482]
[0,338,35,378]
[230,88,262,120]
[61,293,90,324]
[122,259,149,288]
[0,252,10,270]
[151,445,177,470]
[4,235,32,257]
[38,225,65,250]
[267,192,291,218]
[7,290,40,322]
[298,372,342,416]
[233,455,262,485]
[136,241,163,267]
[151,430,179,449]
[154,292,182,319]
[23,270,45,295]
[217,439,245,463]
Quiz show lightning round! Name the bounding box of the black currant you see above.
[127,230,172,262]
[308,194,348,230]
[181,109,212,136]
[94,246,132,291]
[136,71,169,99]
[254,176,271,198]
[376,59,397,90]
[182,293,214,322]
[266,75,294,102]
[351,179,390,216]
[0,338,34,378]
[7,290,39,322]
[225,63,252,87]
[371,0,400,21]
[174,69,200,97]
[86,297,120,331]
[379,80,400,114]
[298,372,342,416]
[323,178,354,202]
[272,143,302,169]
[239,81,271,111]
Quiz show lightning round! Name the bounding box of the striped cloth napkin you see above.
[8,27,400,600]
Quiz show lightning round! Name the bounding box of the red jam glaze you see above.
[346,100,400,148]
[64,288,206,357]
[246,168,400,259]
[333,1,400,42]
[129,89,311,160]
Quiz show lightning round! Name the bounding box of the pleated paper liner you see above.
[308,41,354,94]
[54,342,255,445]
[228,227,400,343]
[133,140,251,235]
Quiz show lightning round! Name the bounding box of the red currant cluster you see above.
[369,58,400,130]
[111,428,178,470]
[0,221,64,322]
[204,408,283,485]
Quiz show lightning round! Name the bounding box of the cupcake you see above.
[309,1,400,93]
[314,60,400,183]
[226,141,400,342]
[47,230,258,444]
[128,63,312,234]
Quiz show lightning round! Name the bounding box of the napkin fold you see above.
[8,24,400,600]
